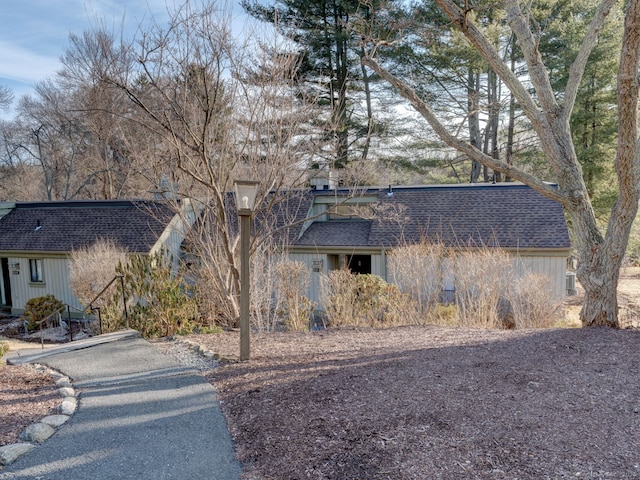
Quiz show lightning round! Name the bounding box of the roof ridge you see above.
[14,199,167,209]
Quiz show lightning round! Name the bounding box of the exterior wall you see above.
[516,254,567,301]
[290,249,568,307]
[0,262,5,306]
[289,251,385,304]
[288,252,326,304]
[6,255,82,314]
[151,200,202,272]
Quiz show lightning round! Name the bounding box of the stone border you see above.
[0,364,77,468]
[171,337,237,364]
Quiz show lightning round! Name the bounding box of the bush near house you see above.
[388,244,560,329]
[23,294,64,331]
[0,341,8,361]
[275,260,316,331]
[250,254,316,332]
[114,252,201,337]
[319,245,560,330]
[69,239,129,309]
[320,270,417,327]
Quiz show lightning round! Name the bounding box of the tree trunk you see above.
[505,35,516,182]
[362,0,639,328]
[579,260,620,327]
[359,46,374,162]
[467,70,481,182]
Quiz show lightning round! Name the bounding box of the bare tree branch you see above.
[361,55,567,203]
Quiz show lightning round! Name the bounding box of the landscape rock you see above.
[0,443,37,466]
[58,398,77,415]
[57,386,75,397]
[54,377,71,388]
[18,423,55,444]
[40,415,71,428]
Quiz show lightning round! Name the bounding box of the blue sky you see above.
[0,1,176,102]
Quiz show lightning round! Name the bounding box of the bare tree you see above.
[16,87,89,200]
[100,1,327,325]
[0,119,42,200]
[3,27,154,201]
[0,86,13,111]
[361,0,638,327]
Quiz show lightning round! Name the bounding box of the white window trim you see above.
[29,258,44,284]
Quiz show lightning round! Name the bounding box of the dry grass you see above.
[388,245,561,329]
[388,243,444,319]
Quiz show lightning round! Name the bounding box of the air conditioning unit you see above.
[566,272,577,296]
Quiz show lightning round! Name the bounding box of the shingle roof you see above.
[254,190,315,244]
[0,200,176,254]
[296,184,570,250]
[224,190,314,243]
[296,221,373,247]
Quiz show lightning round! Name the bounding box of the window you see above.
[327,204,373,220]
[29,259,43,283]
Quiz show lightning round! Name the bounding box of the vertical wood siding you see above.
[8,256,82,313]
[517,255,567,301]
[290,251,567,306]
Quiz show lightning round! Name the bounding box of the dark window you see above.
[29,259,43,283]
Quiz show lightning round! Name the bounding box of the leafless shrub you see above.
[68,239,128,309]
[389,242,560,329]
[320,269,361,326]
[508,272,560,329]
[190,226,239,328]
[250,247,281,331]
[275,260,315,331]
[453,248,514,328]
[388,243,445,322]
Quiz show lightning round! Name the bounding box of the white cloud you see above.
[0,1,166,88]
[0,42,62,85]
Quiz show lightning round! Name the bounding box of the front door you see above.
[347,255,371,275]
[1,258,11,307]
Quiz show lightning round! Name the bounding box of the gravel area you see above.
[149,337,220,372]
[0,364,59,447]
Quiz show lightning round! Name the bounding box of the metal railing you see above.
[34,304,99,348]
[87,274,129,332]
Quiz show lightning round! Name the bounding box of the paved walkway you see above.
[1,331,241,480]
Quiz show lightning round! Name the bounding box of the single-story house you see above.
[0,199,199,315]
[247,182,571,303]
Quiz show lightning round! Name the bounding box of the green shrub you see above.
[113,252,200,337]
[0,341,9,360]
[23,294,64,331]
[320,270,415,327]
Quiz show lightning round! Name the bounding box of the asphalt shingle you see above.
[297,184,570,250]
[0,200,176,253]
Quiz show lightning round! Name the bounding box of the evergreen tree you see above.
[243,0,390,168]
[535,0,622,217]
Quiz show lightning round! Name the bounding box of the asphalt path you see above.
[2,331,241,480]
